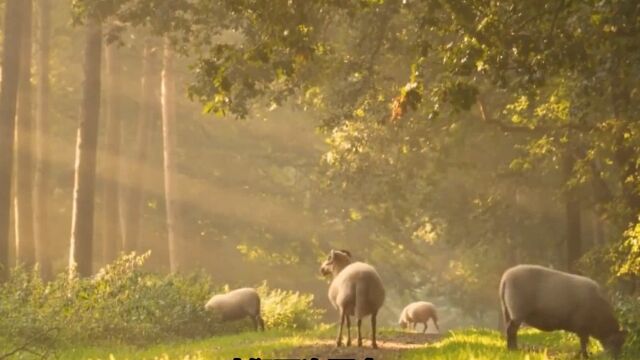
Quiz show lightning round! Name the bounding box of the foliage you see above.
[0,253,324,353]
[257,282,324,330]
[614,293,640,352]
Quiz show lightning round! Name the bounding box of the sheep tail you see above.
[355,282,367,319]
[500,277,511,331]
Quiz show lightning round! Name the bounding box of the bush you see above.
[257,282,324,330]
[0,252,323,352]
[614,293,640,355]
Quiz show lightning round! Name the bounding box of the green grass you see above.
[4,327,634,359]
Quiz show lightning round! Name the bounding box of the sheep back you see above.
[205,287,261,321]
[328,262,385,319]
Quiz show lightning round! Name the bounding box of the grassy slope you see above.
[21,328,633,360]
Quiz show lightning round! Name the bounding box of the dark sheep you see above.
[500,264,626,358]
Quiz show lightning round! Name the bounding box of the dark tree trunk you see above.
[564,151,582,273]
[101,42,121,264]
[34,0,52,279]
[69,19,102,278]
[15,0,35,267]
[0,0,24,281]
[122,43,154,253]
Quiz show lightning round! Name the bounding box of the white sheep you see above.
[320,249,385,348]
[398,301,440,333]
[205,287,265,331]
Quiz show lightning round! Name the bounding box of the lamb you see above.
[320,249,385,348]
[205,287,265,331]
[500,264,626,358]
[398,301,440,333]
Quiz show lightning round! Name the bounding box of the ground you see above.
[27,328,631,360]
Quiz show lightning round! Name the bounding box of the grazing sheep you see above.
[205,287,265,331]
[398,301,440,333]
[320,249,386,348]
[500,264,626,358]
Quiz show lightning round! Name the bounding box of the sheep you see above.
[320,249,386,348]
[205,287,265,331]
[500,264,626,358]
[398,301,440,334]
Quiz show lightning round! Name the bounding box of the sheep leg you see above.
[433,318,440,333]
[506,319,520,350]
[257,315,265,331]
[422,322,428,334]
[579,334,589,359]
[336,309,345,347]
[357,318,363,347]
[251,316,258,331]
[346,315,352,346]
[371,312,378,349]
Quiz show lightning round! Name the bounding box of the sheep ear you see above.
[339,249,352,258]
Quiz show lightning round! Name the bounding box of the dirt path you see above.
[279,332,442,360]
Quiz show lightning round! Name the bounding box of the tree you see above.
[0,0,23,280]
[15,0,35,267]
[161,38,181,273]
[101,40,122,264]
[69,18,102,277]
[34,0,52,279]
[122,43,154,253]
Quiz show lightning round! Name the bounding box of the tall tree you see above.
[34,0,52,279]
[101,41,121,264]
[69,18,102,277]
[122,43,154,253]
[0,0,23,280]
[15,0,35,267]
[161,38,181,273]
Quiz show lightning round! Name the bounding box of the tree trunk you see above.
[564,150,582,273]
[34,0,52,279]
[122,43,154,253]
[101,42,121,265]
[15,0,36,267]
[161,38,181,273]
[69,19,102,278]
[0,0,24,281]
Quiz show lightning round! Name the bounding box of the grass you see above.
[4,327,634,359]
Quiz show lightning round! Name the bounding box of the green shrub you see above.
[614,293,640,355]
[0,252,323,352]
[257,282,324,330]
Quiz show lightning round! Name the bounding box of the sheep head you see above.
[320,249,353,277]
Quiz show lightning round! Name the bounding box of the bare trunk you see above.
[15,0,36,267]
[564,150,582,273]
[69,19,102,278]
[34,0,52,279]
[122,44,154,253]
[101,42,121,264]
[0,0,24,280]
[161,39,181,273]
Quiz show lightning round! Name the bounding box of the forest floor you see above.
[18,328,631,360]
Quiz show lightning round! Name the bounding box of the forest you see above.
[0,0,639,359]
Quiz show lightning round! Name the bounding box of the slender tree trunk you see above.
[101,42,121,264]
[161,38,181,273]
[564,150,582,273]
[15,0,35,267]
[34,0,52,279]
[0,0,24,280]
[69,19,102,278]
[122,43,154,253]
